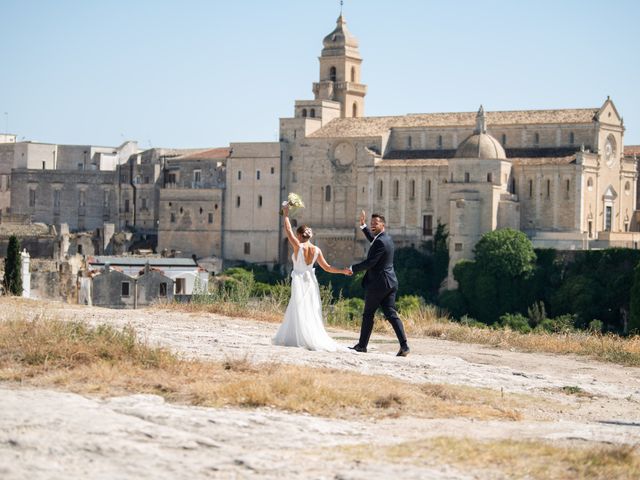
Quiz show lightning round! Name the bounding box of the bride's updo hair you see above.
[296,225,313,241]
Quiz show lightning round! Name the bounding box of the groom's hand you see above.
[359,210,366,226]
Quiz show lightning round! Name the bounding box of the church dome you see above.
[322,15,359,55]
[455,106,506,159]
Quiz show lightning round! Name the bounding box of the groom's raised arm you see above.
[359,209,375,243]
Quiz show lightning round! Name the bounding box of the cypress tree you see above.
[3,235,22,296]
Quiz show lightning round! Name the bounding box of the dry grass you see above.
[161,299,640,367]
[0,316,523,421]
[399,306,640,367]
[160,298,283,323]
[341,437,640,480]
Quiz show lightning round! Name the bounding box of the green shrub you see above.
[437,289,467,319]
[327,297,365,327]
[459,315,486,329]
[396,295,425,314]
[588,319,604,333]
[536,314,576,334]
[498,313,531,333]
[527,301,547,328]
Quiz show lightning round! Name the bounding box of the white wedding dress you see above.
[272,245,340,352]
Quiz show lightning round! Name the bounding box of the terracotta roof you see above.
[511,156,576,166]
[175,147,230,160]
[310,108,599,138]
[624,145,640,156]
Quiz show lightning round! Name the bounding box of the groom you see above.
[349,211,410,357]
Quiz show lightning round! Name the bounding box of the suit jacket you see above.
[351,228,398,294]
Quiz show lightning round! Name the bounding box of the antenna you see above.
[340,0,343,15]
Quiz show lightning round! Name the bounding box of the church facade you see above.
[277,15,638,285]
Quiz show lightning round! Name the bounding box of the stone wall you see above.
[10,169,117,232]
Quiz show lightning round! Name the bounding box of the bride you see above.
[273,205,351,351]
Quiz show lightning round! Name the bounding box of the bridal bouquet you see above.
[280,192,305,215]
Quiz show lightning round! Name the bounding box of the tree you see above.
[474,228,536,279]
[629,262,640,334]
[3,235,23,296]
[431,222,450,292]
[453,229,537,324]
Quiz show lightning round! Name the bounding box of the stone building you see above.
[88,256,207,295]
[158,147,228,259]
[223,142,280,264]
[91,265,136,309]
[10,169,117,232]
[276,14,639,285]
[4,140,138,233]
[135,264,175,307]
[0,139,138,218]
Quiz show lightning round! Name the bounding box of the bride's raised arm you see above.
[282,205,300,250]
[316,248,351,275]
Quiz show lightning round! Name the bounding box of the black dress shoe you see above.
[396,346,410,357]
[348,344,367,353]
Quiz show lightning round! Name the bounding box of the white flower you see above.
[280,193,305,215]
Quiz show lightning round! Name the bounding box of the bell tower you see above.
[313,15,367,118]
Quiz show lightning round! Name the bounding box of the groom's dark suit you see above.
[351,226,408,350]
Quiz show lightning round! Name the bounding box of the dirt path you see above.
[1,300,640,479]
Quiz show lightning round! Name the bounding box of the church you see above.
[276,14,637,285]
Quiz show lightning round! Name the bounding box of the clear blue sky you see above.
[2,0,639,148]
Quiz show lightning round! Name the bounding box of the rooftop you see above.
[88,256,197,267]
[175,147,231,161]
[309,108,599,139]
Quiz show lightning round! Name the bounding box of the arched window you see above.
[329,66,337,82]
[547,179,551,197]
[352,102,358,117]
[325,185,331,202]
[236,196,240,207]
[565,179,571,198]
[438,135,443,149]
[569,132,575,144]
[393,180,399,198]
[487,172,493,182]
[258,195,263,207]
[587,177,593,191]
[534,132,540,145]
[427,179,432,199]
[301,109,307,118]
[351,66,356,82]
[378,179,383,198]
[310,108,315,118]
[625,181,631,194]
[510,178,517,194]
[501,134,507,146]
[529,179,533,197]
[410,179,415,199]
[407,136,412,149]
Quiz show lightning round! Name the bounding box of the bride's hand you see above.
[281,204,289,216]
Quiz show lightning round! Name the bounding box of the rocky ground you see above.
[1,301,639,479]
